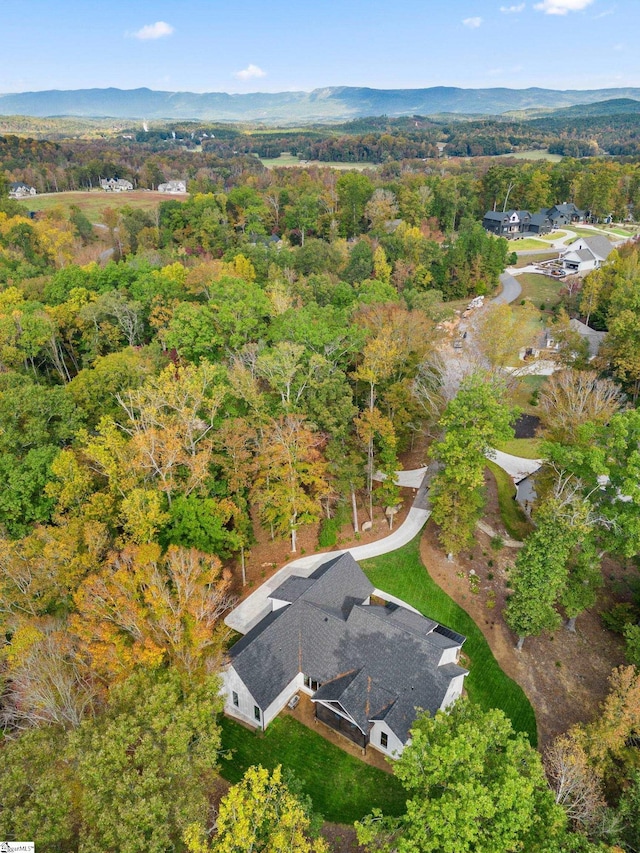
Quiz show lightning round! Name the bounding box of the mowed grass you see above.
[536,230,567,242]
[567,226,617,242]
[485,460,534,542]
[497,149,563,162]
[495,438,543,459]
[512,251,556,269]
[510,374,549,413]
[512,237,549,250]
[17,190,171,220]
[517,272,565,309]
[219,715,406,823]
[260,153,375,171]
[361,537,538,745]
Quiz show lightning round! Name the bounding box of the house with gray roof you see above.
[222,553,467,757]
[541,203,586,227]
[560,235,614,274]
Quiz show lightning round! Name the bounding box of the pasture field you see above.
[496,149,563,162]
[259,152,374,171]
[517,272,565,309]
[16,190,174,220]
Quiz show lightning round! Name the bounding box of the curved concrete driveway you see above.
[493,271,521,304]
[225,468,434,634]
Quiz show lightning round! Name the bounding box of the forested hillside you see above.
[1,140,640,851]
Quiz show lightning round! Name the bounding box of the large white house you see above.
[560,235,614,274]
[100,178,134,192]
[222,553,467,757]
[158,180,187,194]
[9,181,36,198]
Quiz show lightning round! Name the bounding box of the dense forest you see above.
[1,133,640,852]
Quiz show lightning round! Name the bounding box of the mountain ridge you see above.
[2,85,640,123]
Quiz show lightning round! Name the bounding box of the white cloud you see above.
[534,0,594,14]
[233,64,267,81]
[500,3,526,12]
[462,16,483,27]
[131,21,174,40]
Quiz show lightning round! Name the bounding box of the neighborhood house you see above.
[158,180,187,193]
[9,181,36,198]
[482,203,586,239]
[222,553,467,757]
[100,178,134,192]
[560,235,614,274]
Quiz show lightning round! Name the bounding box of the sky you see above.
[1,0,639,94]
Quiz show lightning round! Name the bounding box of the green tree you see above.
[430,373,516,554]
[185,764,327,853]
[356,701,566,853]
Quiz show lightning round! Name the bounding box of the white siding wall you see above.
[222,665,263,728]
[440,674,466,710]
[438,645,460,666]
[263,672,305,727]
[369,721,405,757]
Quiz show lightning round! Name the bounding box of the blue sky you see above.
[1,0,638,94]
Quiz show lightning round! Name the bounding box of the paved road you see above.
[225,467,435,634]
[493,271,522,304]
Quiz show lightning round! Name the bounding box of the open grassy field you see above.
[219,715,406,823]
[511,374,549,413]
[497,149,563,162]
[362,537,538,744]
[259,153,374,171]
[516,272,565,309]
[17,190,172,220]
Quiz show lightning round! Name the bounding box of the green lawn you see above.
[567,226,617,242]
[17,190,169,220]
[485,460,534,542]
[495,438,543,459]
[512,251,556,269]
[510,374,549,414]
[512,238,549,250]
[361,537,538,745]
[219,715,406,823]
[516,272,565,309]
[496,149,563,162]
[536,230,567,242]
[259,153,374,171]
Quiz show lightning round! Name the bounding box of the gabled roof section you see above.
[269,576,315,603]
[582,235,614,260]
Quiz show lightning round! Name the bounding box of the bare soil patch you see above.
[420,471,628,749]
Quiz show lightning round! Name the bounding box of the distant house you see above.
[100,178,134,192]
[157,180,187,194]
[560,235,613,274]
[222,553,467,757]
[482,209,531,238]
[482,203,585,239]
[9,181,36,198]
[541,203,586,228]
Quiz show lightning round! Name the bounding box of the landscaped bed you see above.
[219,714,406,823]
[361,536,538,745]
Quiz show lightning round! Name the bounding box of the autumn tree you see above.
[538,370,624,445]
[71,543,234,681]
[252,415,329,552]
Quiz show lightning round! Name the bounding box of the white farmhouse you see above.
[222,553,467,757]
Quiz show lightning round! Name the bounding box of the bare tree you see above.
[539,370,625,443]
[545,735,606,832]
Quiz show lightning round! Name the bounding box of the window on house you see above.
[380,732,388,749]
[232,691,239,708]
[254,705,261,722]
[303,676,320,691]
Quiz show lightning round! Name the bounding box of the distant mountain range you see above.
[1,86,640,123]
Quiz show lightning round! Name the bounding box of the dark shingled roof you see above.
[228,553,467,743]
